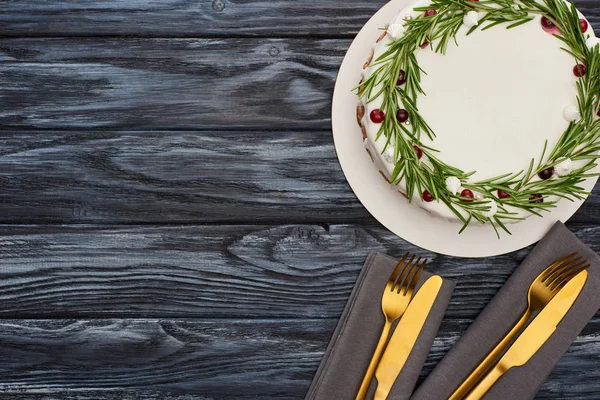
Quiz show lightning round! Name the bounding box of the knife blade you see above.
[464,269,588,400]
[373,275,443,400]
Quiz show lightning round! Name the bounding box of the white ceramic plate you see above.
[331,0,599,257]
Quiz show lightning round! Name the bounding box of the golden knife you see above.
[373,275,443,400]
[464,270,588,400]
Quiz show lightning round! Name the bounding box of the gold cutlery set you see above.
[357,252,590,400]
[356,252,435,400]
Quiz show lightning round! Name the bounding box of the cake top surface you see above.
[415,17,577,180]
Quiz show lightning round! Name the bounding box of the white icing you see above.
[480,200,498,218]
[360,1,596,224]
[586,35,599,50]
[463,11,479,28]
[388,23,406,39]
[563,105,581,122]
[382,147,395,163]
[445,176,462,194]
[555,158,574,176]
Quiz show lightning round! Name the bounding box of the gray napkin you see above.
[412,222,600,400]
[305,251,455,400]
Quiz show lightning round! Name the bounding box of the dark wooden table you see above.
[1,1,600,399]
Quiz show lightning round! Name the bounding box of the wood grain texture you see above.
[0,318,331,399]
[0,0,384,38]
[0,129,597,224]
[0,0,597,38]
[0,318,597,399]
[2,1,600,398]
[0,130,368,223]
[0,222,599,319]
[0,38,343,129]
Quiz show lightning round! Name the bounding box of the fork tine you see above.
[552,263,590,291]
[393,254,416,291]
[549,262,590,291]
[388,252,410,289]
[540,252,579,281]
[546,258,586,288]
[404,258,427,296]
[543,254,583,285]
[397,256,421,294]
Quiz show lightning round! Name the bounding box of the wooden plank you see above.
[0,38,345,129]
[0,129,597,224]
[1,222,599,319]
[0,0,597,38]
[0,0,385,38]
[0,318,598,399]
[0,318,331,399]
[0,130,368,224]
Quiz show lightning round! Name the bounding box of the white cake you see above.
[357,0,599,229]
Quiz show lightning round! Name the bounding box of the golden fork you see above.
[355,252,426,400]
[449,251,589,400]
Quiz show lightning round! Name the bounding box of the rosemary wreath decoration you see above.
[357,0,600,236]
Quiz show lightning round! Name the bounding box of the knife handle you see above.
[463,364,506,400]
[448,310,530,400]
[356,320,392,400]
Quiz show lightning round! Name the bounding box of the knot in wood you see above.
[269,47,280,57]
[212,0,225,12]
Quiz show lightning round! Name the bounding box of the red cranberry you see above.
[396,109,409,123]
[460,189,474,202]
[574,64,587,77]
[413,145,423,159]
[580,18,589,33]
[538,167,554,180]
[424,9,437,17]
[420,39,429,49]
[423,190,434,202]
[541,16,555,30]
[530,194,544,203]
[370,109,385,123]
[597,108,600,117]
[397,69,406,86]
[497,189,510,199]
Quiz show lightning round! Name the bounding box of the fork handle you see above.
[463,364,506,400]
[355,320,392,400]
[448,310,531,400]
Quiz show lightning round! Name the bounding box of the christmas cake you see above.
[357,0,599,234]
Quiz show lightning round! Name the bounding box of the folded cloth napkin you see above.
[412,222,600,400]
[305,251,455,400]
